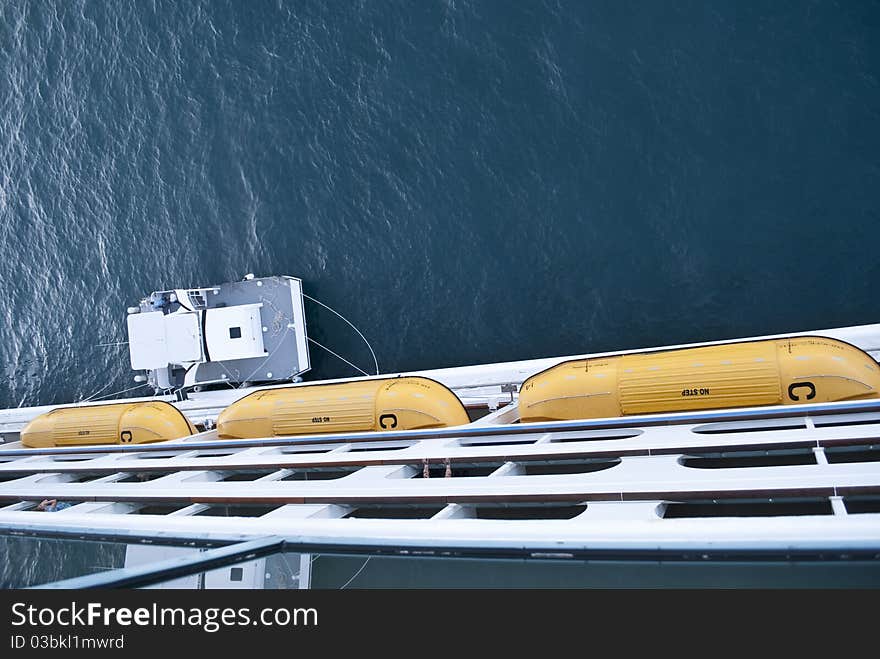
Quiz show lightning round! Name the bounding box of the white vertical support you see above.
[830,496,847,516]
[469,403,520,426]
[298,553,312,589]
[431,503,475,519]
[254,469,294,482]
[0,501,35,511]
[490,462,525,477]
[813,447,828,465]
[169,503,210,516]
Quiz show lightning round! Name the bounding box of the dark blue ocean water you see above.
[1,0,879,409]
[2,0,880,589]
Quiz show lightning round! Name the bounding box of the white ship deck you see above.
[2,323,880,587]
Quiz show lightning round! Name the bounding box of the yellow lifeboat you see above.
[21,401,198,448]
[217,376,469,439]
[519,336,880,423]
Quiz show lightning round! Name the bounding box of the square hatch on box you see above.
[203,303,265,361]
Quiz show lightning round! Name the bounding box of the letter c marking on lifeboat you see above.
[379,414,398,429]
[787,382,816,401]
[120,430,133,443]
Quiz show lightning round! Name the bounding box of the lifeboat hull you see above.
[21,401,197,448]
[519,337,880,423]
[217,376,469,439]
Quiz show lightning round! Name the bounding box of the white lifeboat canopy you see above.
[127,310,202,370]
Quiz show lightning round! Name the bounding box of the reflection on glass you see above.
[153,551,880,589]
[135,548,309,589]
[0,535,128,588]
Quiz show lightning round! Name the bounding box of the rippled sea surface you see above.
[1,0,879,588]
[2,1,879,408]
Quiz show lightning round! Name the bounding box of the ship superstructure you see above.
[1,280,879,588]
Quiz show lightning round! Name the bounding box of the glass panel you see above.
[0,535,129,588]
[0,534,203,588]
[156,551,880,589]
[5,536,880,589]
